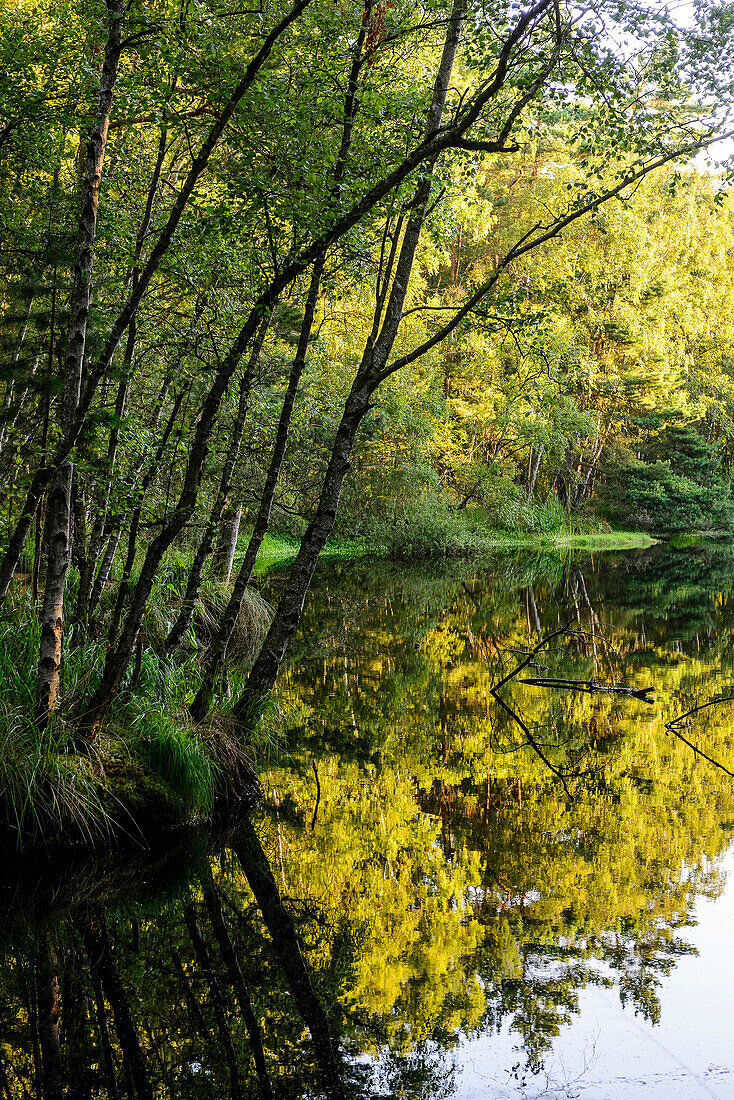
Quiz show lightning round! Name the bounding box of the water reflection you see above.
[2,545,734,1097]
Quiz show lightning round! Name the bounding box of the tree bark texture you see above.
[35,0,125,728]
[190,8,369,720]
[0,292,34,458]
[212,503,243,584]
[165,311,272,653]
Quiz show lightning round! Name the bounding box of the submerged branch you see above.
[490,621,576,793]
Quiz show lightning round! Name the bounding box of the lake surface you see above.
[3,544,734,1098]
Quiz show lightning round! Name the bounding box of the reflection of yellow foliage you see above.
[263,553,734,1054]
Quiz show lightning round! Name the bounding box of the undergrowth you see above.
[0,585,274,847]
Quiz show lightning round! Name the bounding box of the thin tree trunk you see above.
[190,259,325,717]
[78,916,153,1100]
[212,503,242,584]
[90,965,120,1100]
[35,0,126,728]
[76,123,171,636]
[190,8,369,719]
[107,389,186,644]
[0,292,34,458]
[171,950,210,1041]
[183,904,242,1100]
[232,0,465,721]
[35,938,64,1100]
[87,372,175,624]
[0,0,314,608]
[87,529,120,620]
[165,312,271,653]
[528,443,543,498]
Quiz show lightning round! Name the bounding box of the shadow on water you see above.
[3,545,734,1096]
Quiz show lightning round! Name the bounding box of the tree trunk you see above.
[183,905,242,1100]
[107,389,185,646]
[190,258,325,717]
[189,8,369,719]
[233,822,345,1100]
[35,0,126,728]
[0,0,314,609]
[76,121,171,637]
[35,938,63,1100]
[528,443,543,498]
[0,292,34,459]
[203,882,273,1100]
[232,0,465,723]
[212,503,243,585]
[78,916,152,1100]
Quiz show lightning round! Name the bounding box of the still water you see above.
[3,544,734,1098]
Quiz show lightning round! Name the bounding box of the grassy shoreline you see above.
[256,528,657,570]
[0,527,656,851]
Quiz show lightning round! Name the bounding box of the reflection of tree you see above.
[78,913,153,1100]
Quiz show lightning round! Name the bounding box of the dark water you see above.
[4,544,734,1098]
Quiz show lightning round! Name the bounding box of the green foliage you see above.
[600,424,734,532]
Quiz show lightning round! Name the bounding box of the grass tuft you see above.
[131,713,220,813]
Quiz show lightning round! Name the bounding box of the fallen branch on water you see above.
[519,677,654,703]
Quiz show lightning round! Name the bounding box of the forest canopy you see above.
[3,0,734,836]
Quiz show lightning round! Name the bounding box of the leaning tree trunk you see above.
[203,880,274,1100]
[107,389,185,645]
[233,822,345,1100]
[190,258,325,717]
[231,0,466,725]
[0,0,314,611]
[78,916,153,1100]
[75,123,170,637]
[75,312,271,735]
[86,371,175,626]
[35,0,126,728]
[189,6,370,720]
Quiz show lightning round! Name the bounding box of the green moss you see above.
[100,757,183,837]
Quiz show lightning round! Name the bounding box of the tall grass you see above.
[489,492,579,535]
[0,709,113,845]
[130,712,219,813]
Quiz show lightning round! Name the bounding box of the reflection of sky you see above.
[456,846,734,1099]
